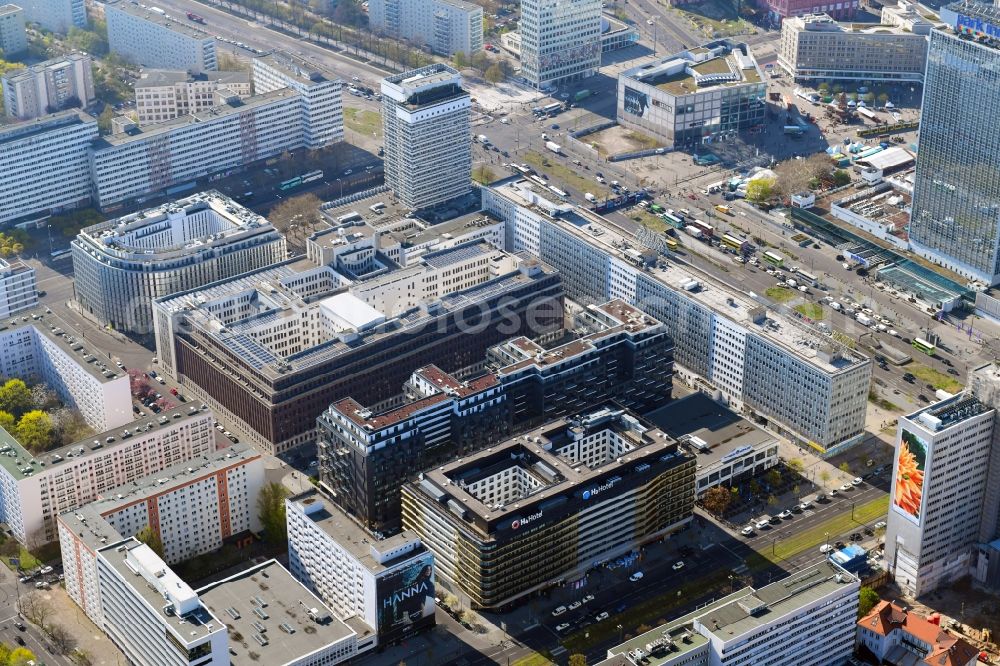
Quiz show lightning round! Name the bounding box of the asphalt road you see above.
[148,0,389,87]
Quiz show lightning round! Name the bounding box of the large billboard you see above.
[623,86,649,118]
[376,553,435,641]
[893,429,928,525]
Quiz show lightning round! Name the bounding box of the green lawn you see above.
[512,654,554,666]
[343,107,382,137]
[2,544,43,571]
[765,287,796,303]
[748,495,889,568]
[520,150,609,200]
[794,303,824,320]
[909,363,963,393]
[634,211,667,233]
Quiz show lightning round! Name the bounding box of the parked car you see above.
[568,601,582,611]
[874,520,887,530]
[741,526,755,536]
[629,571,644,582]
[819,544,832,553]
[595,612,609,622]
[778,510,793,519]
[556,623,571,632]
[551,606,567,617]
[852,477,863,486]
[39,565,53,574]
[672,561,685,571]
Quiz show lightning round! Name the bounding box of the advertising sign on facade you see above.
[893,428,928,525]
[623,86,649,118]
[376,553,435,640]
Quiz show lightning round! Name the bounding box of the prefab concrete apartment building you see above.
[482,178,872,455]
[105,0,217,72]
[369,0,483,57]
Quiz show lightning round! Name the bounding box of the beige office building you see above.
[778,12,929,82]
[134,69,251,125]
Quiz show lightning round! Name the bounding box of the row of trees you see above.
[18,592,77,655]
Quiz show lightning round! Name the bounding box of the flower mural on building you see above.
[894,429,927,522]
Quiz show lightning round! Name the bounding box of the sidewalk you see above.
[39,585,127,666]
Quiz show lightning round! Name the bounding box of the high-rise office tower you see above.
[884,392,997,597]
[909,2,1000,286]
[381,64,471,210]
[519,0,602,90]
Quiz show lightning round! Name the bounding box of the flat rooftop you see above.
[418,404,689,525]
[622,41,763,96]
[644,393,776,469]
[76,190,275,258]
[99,538,221,641]
[696,560,857,639]
[96,444,257,511]
[491,177,868,374]
[942,1,1000,46]
[0,400,212,483]
[198,560,363,664]
[289,490,428,574]
[907,392,993,432]
[106,0,214,40]
[0,109,95,146]
[254,51,339,85]
[96,88,299,147]
[134,69,250,88]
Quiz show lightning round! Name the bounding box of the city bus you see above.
[664,237,679,251]
[542,102,563,115]
[762,251,784,268]
[662,212,684,228]
[715,204,733,216]
[721,233,747,252]
[50,249,72,261]
[301,170,324,184]
[795,269,818,286]
[279,177,302,191]
[912,338,936,356]
[649,204,665,214]
[548,185,568,199]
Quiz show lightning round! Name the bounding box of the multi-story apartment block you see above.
[90,89,304,209]
[402,404,696,609]
[252,52,344,149]
[778,12,929,82]
[105,0,217,72]
[0,259,37,317]
[0,5,27,57]
[519,0,601,89]
[133,69,251,125]
[381,65,472,210]
[369,0,483,56]
[16,0,85,33]
[0,110,96,225]
[2,53,94,120]
[0,310,132,434]
[884,392,997,597]
[617,41,767,149]
[72,191,287,334]
[857,600,979,666]
[909,2,1000,285]
[600,560,859,666]
[152,243,563,454]
[319,299,675,533]
[286,490,434,647]
[59,446,264,572]
[483,177,872,454]
[0,400,214,546]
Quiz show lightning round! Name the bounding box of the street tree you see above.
[18,591,54,629]
[746,177,776,203]
[45,623,76,655]
[701,485,732,515]
[484,64,504,84]
[257,482,289,544]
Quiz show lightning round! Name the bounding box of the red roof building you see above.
[857,600,979,666]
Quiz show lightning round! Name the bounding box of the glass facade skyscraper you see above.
[909,4,1000,286]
